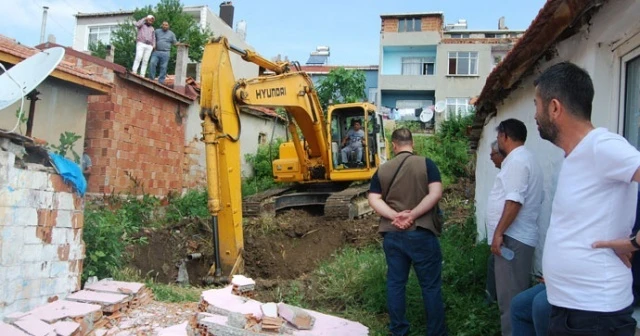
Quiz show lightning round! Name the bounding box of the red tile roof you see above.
[0,35,112,88]
[469,0,604,149]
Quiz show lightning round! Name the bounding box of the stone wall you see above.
[0,150,84,319]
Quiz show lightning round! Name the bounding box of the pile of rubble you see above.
[0,279,152,336]
[190,275,367,335]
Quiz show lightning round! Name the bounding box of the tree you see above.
[88,41,108,59]
[111,0,211,75]
[315,68,367,110]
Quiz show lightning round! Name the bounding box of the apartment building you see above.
[378,12,522,126]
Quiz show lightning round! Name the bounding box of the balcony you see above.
[379,75,437,91]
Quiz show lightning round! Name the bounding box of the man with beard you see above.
[132,14,156,77]
[148,21,186,85]
[489,118,544,336]
[535,62,639,335]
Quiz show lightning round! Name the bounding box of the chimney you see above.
[105,44,115,63]
[174,44,190,94]
[219,1,234,28]
[498,16,507,30]
[47,34,56,44]
[40,6,49,44]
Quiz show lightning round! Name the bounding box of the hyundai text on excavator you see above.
[199,37,387,280]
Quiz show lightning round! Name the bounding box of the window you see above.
[448,51,479,76]
[401,57,435,75]
[398,18,422,32]
[446,98,470,116]
[367,88,377,104]
[450,33,470,39]
[258,132,267,144]
[88,25,118,47]
[623,53,640,148]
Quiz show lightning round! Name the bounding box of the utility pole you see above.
[40,6,49,44]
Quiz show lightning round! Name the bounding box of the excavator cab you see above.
[327,103,387,180]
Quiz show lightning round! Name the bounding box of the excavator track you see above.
[242,187,293,217]
[323,184,374,219]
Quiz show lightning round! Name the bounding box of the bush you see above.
[164,189,209,223]
[242,139,285,197]
[83,195,155,282]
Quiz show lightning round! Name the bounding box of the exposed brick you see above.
[71,212,83,229]
[57,244,70,261]
[50,175,72,193]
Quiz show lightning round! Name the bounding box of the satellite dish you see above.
[434,100,446,113]
[0,47,65,111]
[419,109,434,122]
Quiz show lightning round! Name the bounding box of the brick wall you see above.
[85,78,187,196]
[381,16,443,33]
[0,151,84,318]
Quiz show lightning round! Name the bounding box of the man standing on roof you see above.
[131,14,155,77]
[148,21,186,85]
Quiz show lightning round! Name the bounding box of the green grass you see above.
[274,216,499,336]
[112,267,203,303]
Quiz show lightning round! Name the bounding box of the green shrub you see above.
[242,139,285,197]
[165,189,209,222]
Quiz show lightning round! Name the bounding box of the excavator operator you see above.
[341,119,365,167]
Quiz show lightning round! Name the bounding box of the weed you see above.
[113,268,202,303]
[165,189,209,223]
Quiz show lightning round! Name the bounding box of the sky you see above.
[0,0,547,65]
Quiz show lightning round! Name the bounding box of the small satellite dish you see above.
[419,109,434,123]
[0,47,65,111]
[434,100,447,113]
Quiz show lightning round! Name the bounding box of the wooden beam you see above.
[0,52,111,94]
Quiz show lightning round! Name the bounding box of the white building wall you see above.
[474,0,640,273]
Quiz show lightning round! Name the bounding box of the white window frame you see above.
[447,51,479,76]
[619,46,640,147]
[401,57,435,76]
[396,100,431,109]
[85,24,119,50]
[398,18,422,33]
[614,30,640,136]
[446,97,470,116]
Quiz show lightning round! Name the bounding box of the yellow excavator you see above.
[199,37,387,280]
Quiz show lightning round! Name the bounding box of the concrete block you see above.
[0,150,16,168]
[278,303,315,330]
[33,190,55,210]
[0,265,23,282]
[261,302,278,318]
[66,290,128,306]
[1,226,25,265]
[42,244,59,262]
[22,244,44,263]
[68,243,85,261]
[9,169,50,191]
[22,262,51,280]
[49,261,68,278]
[24,226,43,244]
[0,322,29,336]
[14,208,38,227]
[53,193,75,211]
[17,279,42,300]
[0,278,22,304]
[13,315,56,336]
[55,210,73,229]
[0,189,18,208]
[51,228,72,245]
[40,278,58,297]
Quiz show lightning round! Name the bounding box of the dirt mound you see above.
[243,210,379,279]
[128,211,380,284]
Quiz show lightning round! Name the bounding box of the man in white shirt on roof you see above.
[535,62,639,335]
[487,118,544,336]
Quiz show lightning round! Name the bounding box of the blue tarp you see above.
[48,152,86,196]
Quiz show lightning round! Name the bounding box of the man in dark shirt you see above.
[148,21,185,84]
[368,128,447,336]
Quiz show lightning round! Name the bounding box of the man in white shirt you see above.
[488,118,544,336]
[535,62,639,335]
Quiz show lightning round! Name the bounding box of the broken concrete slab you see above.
[25,300,102,323]
[0,321,30,336]
[51,321,80,336]
[66,290,129,313]
[84,280,144,295]
[157,322,188,336]
[3,311,31,324]
[278,303,315,330]
[200,287,369,335]
[13,316,57,336]
[260,302,278,318]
